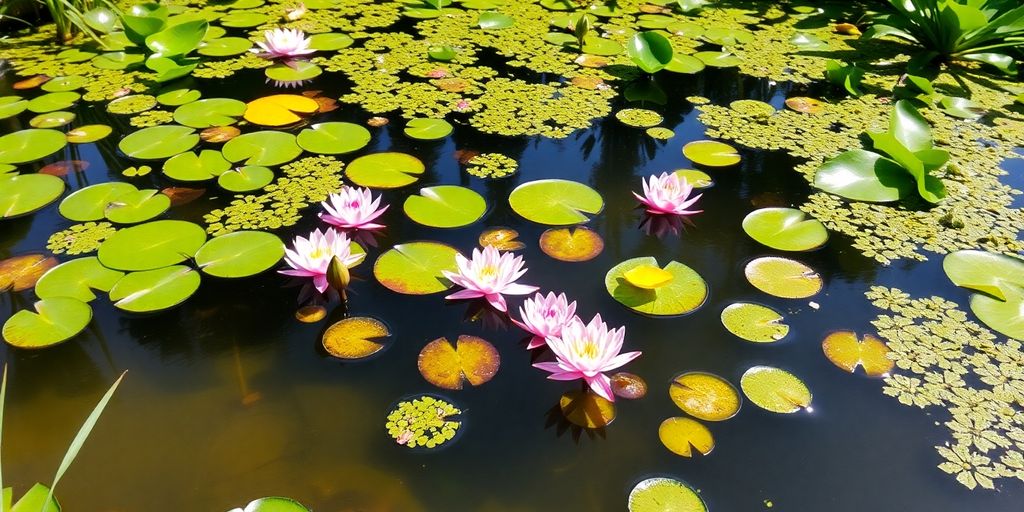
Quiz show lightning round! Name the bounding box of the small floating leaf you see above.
[218,166,274,192]
[2,297,92,348]
[822,331,893,377]
[669,372,741,421]
[163,150,232,181]
[674,169,713,188]
[243,94,319,127]
[404,185,487,228]
[197,37,252,56]
[559,390,615,428]
[659,417,714,457]
[295,305,326,323]
[322,317,391,359]
[744,256,822,299]
[418,335,500,390]
[66,124,112,144]
[683,140,740,167]
[605,257,707,316]
[59,182,138,221]
[118,125,199,160]
[104,189,171,224]
[194,231,284,278]
[296,122,371,154]
[969,288,1024,340]
[308,32,353,51]
[742,207,828,251]
[628,478,706,512]
[785,97,825,114]
[26,92,80,113]
[386,395,462,450]
[942,250,1024,301]
[0,174,65,218]
[0,254,58,292]
[404,118,453,140]
[97,220,207,271]
[740,366,812,413]
[610,372,647,399]
[34,257,124,302]
[478,11,515,29]
[108,265,201,313]
[173,98,246,128]
[373,241,459,295]
[508,179,603,225]
[222,131,302,166]
[346,152,425,189]
[721,302,789,343]
[479,227,524,251]
[538,226,603,262]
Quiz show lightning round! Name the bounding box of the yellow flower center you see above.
[479,265,498,279]
[308,248,325,260]
[575,339,598,360]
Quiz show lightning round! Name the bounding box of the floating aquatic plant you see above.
[385,395,462,450]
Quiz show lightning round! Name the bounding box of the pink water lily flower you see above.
[533,314,641,402]
[280,228,364,293]
[513,292,577,349]
[443,245,539,312]
[633,172,703,216]
[252,28,315,60]
[320,186,389,231]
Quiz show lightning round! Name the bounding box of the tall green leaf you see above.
[627,31,674,74]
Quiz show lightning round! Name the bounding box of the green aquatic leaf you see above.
[693,51,741,67]
[970,285,1024,340]
[605,257,708,316]
[8,483,60,512]
[162,150,232,181]
[108,265,201,312]
[373,242,459,295]
[404,186,487,228]
[91,51,146,70]
[104,189,171,224]
[145,20,207,58]
[628,477,706,512]
[428,45,456,61]
[813,149,914,202]
[217,166,274,192]
[264,61,322,82]
[664,54,705,74]
[742,207,828,251]
[194,231,284,278]
[173,98,246,128]
[2,297,92,349]
[740,365,812,414]
[943,250,1024,301]
[404,118,453,140]
[508,179,603,225]
[235,497,310,512]
[97,220,207,271]
[308,33,353,51]
[35,257,124,302]
[346,152,425,189]
[478,12,515,29]
[156,87,201,106]
[118,125,199,160]
[683,140,740,167]
[0,96,27,120]
[296,122,371,154]
[66,125,113,144]
[84,6,117,33]
[218,11,270,28]
[59,182,139,221]
[0,174,65,218]
[0,129,67,164]
[222,131,302,166]
[197,37,252,57]
[824,59,864,96]
[29,111,75,129]
[721,302,789,343]
[627,31,673,73]
[703,27,754,45]
[40,76,87,93]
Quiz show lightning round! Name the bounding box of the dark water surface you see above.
[1,64,1022,511]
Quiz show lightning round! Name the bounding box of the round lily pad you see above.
[721,302,789,343]
[0,254,57,292]
[659,417,714,457]
[785,97,825,114]
[222,131,302,166]
[611,372,648,399]
[322,316,391,359]
[26,92,80,113]
[296,122,371,154]
[674,169,713,188]
[822,331,894,377]
[67,124,113,144]
[173,98,246,128]
[163,150,232,181]
[108,265,201,313]
[0,129,68,164]
[942,249,1024,301]
[669,372,741,421]
[628,478,706,512]
[2,297,92,348]
[296,305,327,323]
[742,207,829,251]
[308,32,353,51]
[0,174,65,218]
[34,256,124,302]
[403,185,486,228]
[59,182,137,221]
[346,152,425,189]
[969,291,1024,340]
[194,231,284,278]
[539,226,604,262]
[98,219,207,271]
[118,125,199,160]
[744,256,823,298]
[197,37,252,56]
[217,165,274,192]
[605,257,707,316]
[479,227,524,251]
[616,108,662,128]
[219,11,269,27]
[664,53,705,74]
[740,365,812,413]
[156,88,202,106]
[404,118,453,140]
[373,241,459,295]
[559,390,616,428]
[508,179,604,225]
[694,51,741,67]
[244,94,319,127]
[30,111,75,128]
[0,96,28,120]
[683,140,740,167]
[418,335,500,390]
[104,189,171,224]
[264,61,322,83]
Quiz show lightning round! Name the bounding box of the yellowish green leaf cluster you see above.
[129,109,174,128]
[466,153,517,179]
[385,395,461,450]
[46,222,117,255]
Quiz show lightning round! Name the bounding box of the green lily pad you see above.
[703,27,754,45]
[404,186,487,228]
[57,48,98,62]
[346,152,425,189]
[813,149,913,202]
[67,124,113,144]
[0,129,68,164]
[194,231,284,278]
[91,51,146,70]
[59,183,138,221]
[0,174,65,218]
[296,122,371,154]
[173,98,246,128]
[478,12,515,29]
[742,207,828,251]
[667,21,704,37]
[508,179,603,225]
[35,256,124,302]
[2,297,92,348]
[628,477,707,512]
[218,165,274,192]
[683,140,740,167]
[145,20,207,57]
[197,37,253,57]
[97,219,207,271]
[627,31,673,73]
[664,53,705,74]
[118,125,199,160]
[674,169,713,188]
[744,256,822,299]
[740,366,812,413]
[156,88,201,106]
[605,257,708,316]
[581,36,624,56]
[308,33,353,51]
[219,11,270,27]
[265,61,322,82]
[236,497,310,512]
[694,51,741,67]
[107,94,157,115]
[373,241,459,295]
[29,111,75,128]
[721,302,789,342]
[163,149,232,181]
[0,96,28,120]
[222,131,302,166]
[26,92,80,113]
[109,265,201,313]
[938,96,985,119]
[404,118,453,140]
[943,250,1024,301]
[970,286,1024,340]
[637,14,674,29]
[104,189,171,224]
[40,75,87,92]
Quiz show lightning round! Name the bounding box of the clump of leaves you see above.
[895,75,987,119]
[385,395,461,449]
[824,59,865,96]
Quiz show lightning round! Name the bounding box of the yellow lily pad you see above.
[744,256,823,299]
[659,417,714,457]
[669,372,741,421]
[821,331,894,377]
[740,366,812,414]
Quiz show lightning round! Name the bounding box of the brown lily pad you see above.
[200,126,241,143]
[785,97,825,114]
[418,335,500,390]
[39,160,89,176]
[160,187,206,206]
[0,254,58,292]
[611,372,648,399]
[560,390,616,428]
[322,317,391,360]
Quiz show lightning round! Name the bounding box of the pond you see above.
[1,1,1023,511]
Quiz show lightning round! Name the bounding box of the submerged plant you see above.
[533,314,641,402]
[442,245,538,312]
[280,228,364,294]
[513,292,578,350]
[864,0,1024,73]
[633,172,703,217]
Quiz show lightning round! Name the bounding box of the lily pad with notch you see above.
[34,256,124,302]
[742,207,828,251]
[322,317,391,360]
[296,122,371,154]
[605,257,707,316]
[669,371,741,421]
[373,241,459,295]
[222,131,302,166]
[0,174,65,218]
[721,302,789,343]
[217,165,274,192]
[194,230,284,278]
[508,179,603,225]
[97,219,207,271]
[2,297,92,348]
[403,185,486,228]
[418,335,500,390]
[740,365,812,414]
[108,265,201,313]
[346,152,425,189]
[0,129,68,164]
[118,125,199,160]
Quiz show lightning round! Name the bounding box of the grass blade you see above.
[42,371,125,511]
[1,364,6,511]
